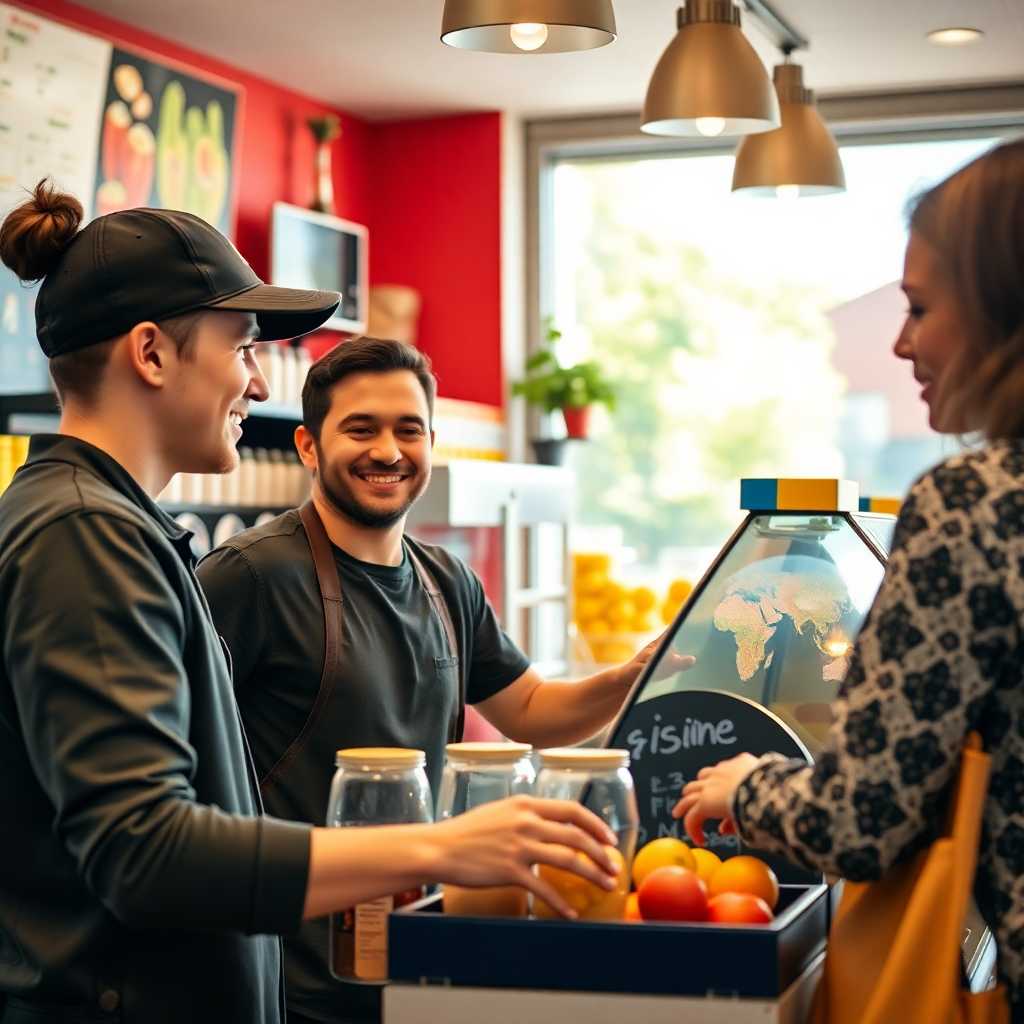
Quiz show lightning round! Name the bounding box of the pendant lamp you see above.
[441,0,616,53]
[642,0,779,137]
[732,62,846,197]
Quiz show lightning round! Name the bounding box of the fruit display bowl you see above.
[388,883,828,999]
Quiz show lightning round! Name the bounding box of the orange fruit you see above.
[631,837,696,889]
[690,847,723,883]
[534,847,628,921]
[623,891,642,922]
[707,855,779,910]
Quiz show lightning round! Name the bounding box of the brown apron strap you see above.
[259,501,344,791]
[406,543,466,743]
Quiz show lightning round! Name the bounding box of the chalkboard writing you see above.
[608,689,816,883]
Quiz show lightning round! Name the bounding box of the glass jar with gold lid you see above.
[437,741,535,917]
[532,748,638,920]
[327,747,432,982]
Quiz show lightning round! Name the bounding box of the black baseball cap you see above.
[36,207,340,357]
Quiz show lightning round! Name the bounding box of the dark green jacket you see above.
[0,435,311,1023]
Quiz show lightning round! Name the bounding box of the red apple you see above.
[706,892,774,924]
[637,866,708,922]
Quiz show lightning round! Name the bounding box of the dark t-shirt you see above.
[196,509,529,1022]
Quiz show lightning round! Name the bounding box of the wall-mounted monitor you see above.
[270,202,368,333]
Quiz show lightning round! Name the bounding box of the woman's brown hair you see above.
[908,138,1024,439]
[0,180,199,406]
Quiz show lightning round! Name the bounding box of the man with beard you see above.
[197,337,671,1024]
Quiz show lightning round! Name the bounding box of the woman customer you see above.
[676,137,1024,1016]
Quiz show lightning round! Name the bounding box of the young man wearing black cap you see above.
[0,183,620,1024]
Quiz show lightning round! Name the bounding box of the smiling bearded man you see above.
[196,336,676,1024]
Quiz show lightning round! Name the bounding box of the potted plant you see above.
[512,322,615,463]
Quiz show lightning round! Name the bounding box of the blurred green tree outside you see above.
[558,162,845,561]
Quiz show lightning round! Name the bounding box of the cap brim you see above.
[208,283,341,341]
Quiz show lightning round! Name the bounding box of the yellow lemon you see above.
[690,847,723,883]
[575,570,608,597]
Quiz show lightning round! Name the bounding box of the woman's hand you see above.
[672,753,761,846]
[425,796,621,919]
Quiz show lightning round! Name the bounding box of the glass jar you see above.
[327,747,432,983]
[437,742,535,917]
[532,748,638,921]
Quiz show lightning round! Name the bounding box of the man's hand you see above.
[671,752,761,846]
[618,630,696,690]
[425,796,621,919]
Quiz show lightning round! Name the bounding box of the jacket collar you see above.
[26,434,192,548]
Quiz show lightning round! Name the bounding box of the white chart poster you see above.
[0,3,110,390]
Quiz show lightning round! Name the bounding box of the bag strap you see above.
[406,542,466,743]
[258,501,344,790]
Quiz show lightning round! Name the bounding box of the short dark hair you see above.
[48,310,202,408]
[302,336,437,439]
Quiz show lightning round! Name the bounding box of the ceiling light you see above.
[732,62,846,198]
[509,22,549,50]
[642,0,780,137]
[440,0,616,53]
[926,26,984,46]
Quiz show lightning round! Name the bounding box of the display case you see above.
[612,479,891,761]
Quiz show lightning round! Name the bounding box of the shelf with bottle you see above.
[254,341,312,412]
[158,446,309,509]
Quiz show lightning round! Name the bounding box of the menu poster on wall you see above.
[0,3,111,392]
[0,5,242,395]
[94,48,238,236]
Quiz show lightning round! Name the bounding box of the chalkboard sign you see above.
[608,689,817,884]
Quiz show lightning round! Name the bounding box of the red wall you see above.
[368,114,503,406]
[13,1,505,407]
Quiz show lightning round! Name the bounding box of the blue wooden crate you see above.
[389,883,828,998]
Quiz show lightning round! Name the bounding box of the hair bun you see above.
[0,179,84,283]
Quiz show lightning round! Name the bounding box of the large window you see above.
[547,133,1001,584]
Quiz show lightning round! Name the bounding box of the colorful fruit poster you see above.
[94,47,239,236]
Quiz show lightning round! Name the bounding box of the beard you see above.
[315,442,429,529]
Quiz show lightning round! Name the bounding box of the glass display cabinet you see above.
[621,479,892,755]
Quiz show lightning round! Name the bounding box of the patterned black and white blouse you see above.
[731,440,1024,1015]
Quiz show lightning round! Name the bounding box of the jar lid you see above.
[335,747,426,770]
[538,748,630,769]
[445,741,532,763]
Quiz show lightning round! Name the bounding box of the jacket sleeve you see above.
[2,512,309,933]
[730,470,1007,880]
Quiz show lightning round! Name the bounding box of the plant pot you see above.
[531,438,568,466]
[562,405,591,439]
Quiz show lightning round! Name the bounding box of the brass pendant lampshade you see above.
[642,0,780,137]
[441,0,616,53]
[732,62,846,197]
